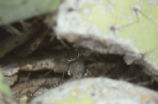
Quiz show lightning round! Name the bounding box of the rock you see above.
[31,78,158,104]
[52,0,158,81]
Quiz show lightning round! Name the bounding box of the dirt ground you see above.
[0,15,158,103]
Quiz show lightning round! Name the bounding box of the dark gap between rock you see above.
[1,23,158,102]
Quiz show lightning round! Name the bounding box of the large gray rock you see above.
[31,78,158,104]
